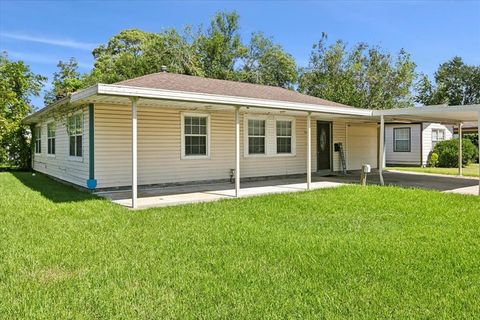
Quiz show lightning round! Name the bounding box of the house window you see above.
[276,120,292,154]
[248,119,266,154]
[432,129,445,147]
[182,114,209,158]
[47,123,56,155]
[393,127,411,152]
[34,126,41,154]
[68,114,83,158]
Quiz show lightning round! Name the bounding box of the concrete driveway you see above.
[320,170,479,195]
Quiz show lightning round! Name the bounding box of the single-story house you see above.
[23,72,480,207]
[385,122,454,166]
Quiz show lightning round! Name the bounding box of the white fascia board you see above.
[23,85,98,124]
[96,84,373,116]
[70,84,99,102]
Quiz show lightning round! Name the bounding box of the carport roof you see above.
[374,104,480,124]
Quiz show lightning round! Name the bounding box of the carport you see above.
[375,104,480,195]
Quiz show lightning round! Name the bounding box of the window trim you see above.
[274,116,296,156]
[46,121,56,157]
[180,112,211,160]
[431,128,445,146]
[67,112,84,161]
[393,127,411,153]
[244,115,268,157]
[34,125,42,155]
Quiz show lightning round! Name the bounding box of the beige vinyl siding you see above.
[422,123,453,166]
[346,123,378,170]
[94,104,351,189]
[33,107,89,187]
[385,124,421,166]
[330,120,347,172]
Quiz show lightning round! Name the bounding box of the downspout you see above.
[87,103,97,189]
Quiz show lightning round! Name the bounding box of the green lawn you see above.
[1,172,479,318]
[388,163,479,177]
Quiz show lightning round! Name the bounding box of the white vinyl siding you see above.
[422,123,453,166]
[386,123,453,166]
[385,124,421,166]
[346,124,378,170]
[32,108,89,187]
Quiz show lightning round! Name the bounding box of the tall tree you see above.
[298,35,417,109]
[87,29,159,84]
[195,11,246,80]
[0,52,46,168]
[416,56,480,106]
[82,12,297,89]
[238,32,297,88]
[86,28,202,85]
[44,58,86,105]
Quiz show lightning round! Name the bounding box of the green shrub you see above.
[428,152,439,167]
[433,138,478,168]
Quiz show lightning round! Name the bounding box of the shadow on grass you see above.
[11,171,98,203]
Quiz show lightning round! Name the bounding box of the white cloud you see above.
[6,50,91,69]
[1,32,96,51]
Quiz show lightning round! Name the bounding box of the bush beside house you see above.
[433,139,478,168]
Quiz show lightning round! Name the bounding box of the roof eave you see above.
[22,84,100,124]
[96,84,373,116]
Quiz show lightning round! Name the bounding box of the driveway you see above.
[320,170,479,195]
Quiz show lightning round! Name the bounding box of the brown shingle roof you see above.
[116,72,351,108]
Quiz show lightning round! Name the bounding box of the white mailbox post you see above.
[360,164,371,186]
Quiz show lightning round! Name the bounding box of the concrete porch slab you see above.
[97,180,345,209]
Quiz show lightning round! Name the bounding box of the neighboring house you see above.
[385,123,453,166]
[23,71,479,206]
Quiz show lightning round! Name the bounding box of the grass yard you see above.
[388,163,479,177]
[1,172,479,319]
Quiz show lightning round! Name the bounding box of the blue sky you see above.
[1,0,479,108]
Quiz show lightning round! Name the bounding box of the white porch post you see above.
[131,97,138,209]
[307,112,312,190]
[235,106,240,197]
[379,115,385,186]
[458,122,463,176]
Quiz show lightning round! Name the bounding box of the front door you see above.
[317,121,331,171]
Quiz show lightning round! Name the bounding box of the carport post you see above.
[379,115,385,186]
[307,112,312,190]
[458,123,463,176]
[235,106,240,197]
[131,97,138,209]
